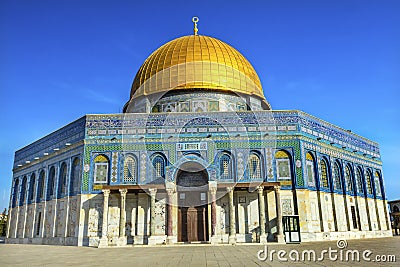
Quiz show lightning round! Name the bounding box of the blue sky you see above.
[0,0,399,211]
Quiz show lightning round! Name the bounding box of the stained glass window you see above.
[320,159,329,188]
[275,151,291,180]
[94,155,109,184]
[153,155,165,179]
[12,179,19,207]
[38,170,45,200]
[20,176,27,204]
[333,162,342,190]
[306,153,315,186]
[365,170,373,195]
[220,154,231,179]
[248,153,261,179]
[345,165,354,193]
[124,156,137,183]
[60,163,68,195]
[48,167,56,196]
[374,172,381,196]
[70,158,80,194]
[355,167,364,194]
[28,174,36,202]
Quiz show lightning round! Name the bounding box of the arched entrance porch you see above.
[176,162,209,242]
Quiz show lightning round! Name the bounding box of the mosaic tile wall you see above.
[12,109,386,209]
[80,110,383,199]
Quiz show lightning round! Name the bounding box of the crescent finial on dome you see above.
[192,16,199,35]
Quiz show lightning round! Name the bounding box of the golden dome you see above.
[129,35,265,100]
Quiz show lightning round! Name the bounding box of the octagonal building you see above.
[6,24,392,246]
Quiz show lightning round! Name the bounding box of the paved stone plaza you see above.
[0,237,399,266]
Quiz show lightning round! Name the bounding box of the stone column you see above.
[64,159,73,239]
[52,198,58,237]
[52,166,59,238]
[32,202,37,239]
[6,208,12,239]
[14,206,19,239]
[118,189,127,246]
[22,191,28,238]
[211,188,217,236]
[227,186,236,244]
[257,186,267,244]
[98,189,110,248]
[64,196,70,239]
[166,188,174,244]
[149,188,157,235]
[209,181,218,244]
[274,185,285,243]
[383,200,391,231]
[41,202,47,238]
[374,198,381,230]
[148,188,157,245]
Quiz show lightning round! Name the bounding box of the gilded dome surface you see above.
[129,35,265,100]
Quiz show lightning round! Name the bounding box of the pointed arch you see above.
[355,167,364,195]
[123,155,137,183]
[305,152,316,186]
[152,153,166,179]
[38,170,46,200]
[219,151,233,180]
[70,157,81,194]
[275,150,291,181]
[374,171,382,196]
[28,173,36,203]
[319,158,329,189]
[12,178,20,207]
[344,164,354,194]
[47,166,56,198]
[365,169,373,195]
[20,176,27,205]
[248,151,262,180]
[59,162,68,195]
[94,154,109,184]
[332,161,342,191]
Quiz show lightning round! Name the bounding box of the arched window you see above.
[319,159,329,188]
[365,170,373,195]
[123,155,137,183]
[48,167,56,197]
[332,161,342,190]
[374,171,382,196]
[219,153,232,179]
[59,162,68,195]
[305,152,316,186]
[275,150,291,180]
[248,153,262,180]
[152,155,166,179]
[355,167,364,194]
[28,173,36,202]
[394,205,400,213]
[12,179,19,207]
[70,158,80,194]
[94,154,109,184]
[345,165,354,194]
[38,170,46,200]
[20,176,27,205]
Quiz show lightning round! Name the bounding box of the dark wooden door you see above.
[187,207,198,242]
[178,207,187,242]
[196,206,207,241]
[178,204,208,242]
